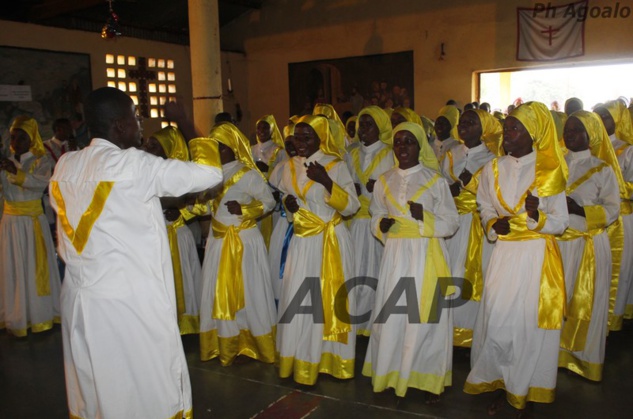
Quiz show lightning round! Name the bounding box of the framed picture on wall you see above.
[288,51,414,117]
[0,46,92,141]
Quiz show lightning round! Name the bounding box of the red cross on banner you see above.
[517,0,586,61]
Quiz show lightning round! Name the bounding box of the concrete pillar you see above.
[188,0,223,136]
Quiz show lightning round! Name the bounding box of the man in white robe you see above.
[50,87,223,419]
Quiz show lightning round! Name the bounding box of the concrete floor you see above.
[1,322,632,418]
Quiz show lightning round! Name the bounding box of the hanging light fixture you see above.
[101,0,122,39]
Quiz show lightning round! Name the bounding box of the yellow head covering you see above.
[151,126,189,161]
[421,115,435,140]
[256,114,285,148]
[383,107,394,117]
[571,110,629,198]
[312,104,346,156]
[550,110,568,153]
[469,109,504,157]
[603,100,633,144]
[437,105,460,140]
[357,105,393,146]
[289,115,300,125]
[393,122,439,171]
[10,116,45,157]
[345,116,358,144]
[493,111,505,123]
[283,122,295,140]
[509,101,568,197]
[298,114,342,159]
[393,106,423,126]
[209,122,265,179]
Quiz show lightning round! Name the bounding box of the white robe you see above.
[344,141,394,335]
[268,159,293,304]
[199,160,277,365]
[276,150,360,385]
[0,151,61,336]
[465,152,569,409]
[252,140,287,241]
[441,142,496,347]
[362,164,458,397]
[610,134,633,325]
[50,138,222,419]
[557,150,619,381]
[432,136,459,162]
[43,137,69,224]
[167,216,203,335]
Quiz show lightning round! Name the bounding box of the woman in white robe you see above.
[253,115,287,248]
[142,126,203,335]
[268,126,298,306]
[442,110,502,347]
[557,111,621,381]
[276,114,360,385]
[594,100,633,330]
[362,122,458,401]
[344,106,394,336]
[199,122,277,366]
[465,102,569,416]
[0,116,61,337]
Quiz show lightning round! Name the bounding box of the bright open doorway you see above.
[479,62,633,114]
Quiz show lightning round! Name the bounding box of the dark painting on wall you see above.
[288,51,414,118]
[0,46,92,141]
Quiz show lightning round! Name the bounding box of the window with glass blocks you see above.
[105,54,177,121]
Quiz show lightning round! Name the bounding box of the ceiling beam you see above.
[29,0,106,21]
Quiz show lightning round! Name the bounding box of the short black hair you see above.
[85,87,133,139]
[53,118,71,131]
[214,112,233,124]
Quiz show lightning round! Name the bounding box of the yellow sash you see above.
[386,216,453,322]
[51,181,114,254]
[211,217,257,320]
[293,209,351,343]
[379,173,455,321]
[4,200,50,297]
[167,215,187,323]
[492,160,566,329]
[453,170,485,301]
[557,163,609,349]
[211,166,251,214]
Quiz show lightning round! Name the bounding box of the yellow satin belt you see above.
[606,202,629,330]
[557,226,604,351]
[386,216,454,323]
[453,188,484,301]
[4,200,50,297]
[355,195,371,219]
[211,218,256,320]
[293,208,351,343]
[497,214,566,330]
[167,215,187,323]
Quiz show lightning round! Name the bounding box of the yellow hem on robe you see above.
[558,349,603,382]
[609,313,623,331]
[178,315,200,335]
[624,304,633,319]
[362,362,451,397]
[453,327,473,348]
[200,327,276,366]
[1,319,55,337]
[463,379,555,410]
[278,351,355,385]
[70,408,192,419]
[356,328,371,337]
